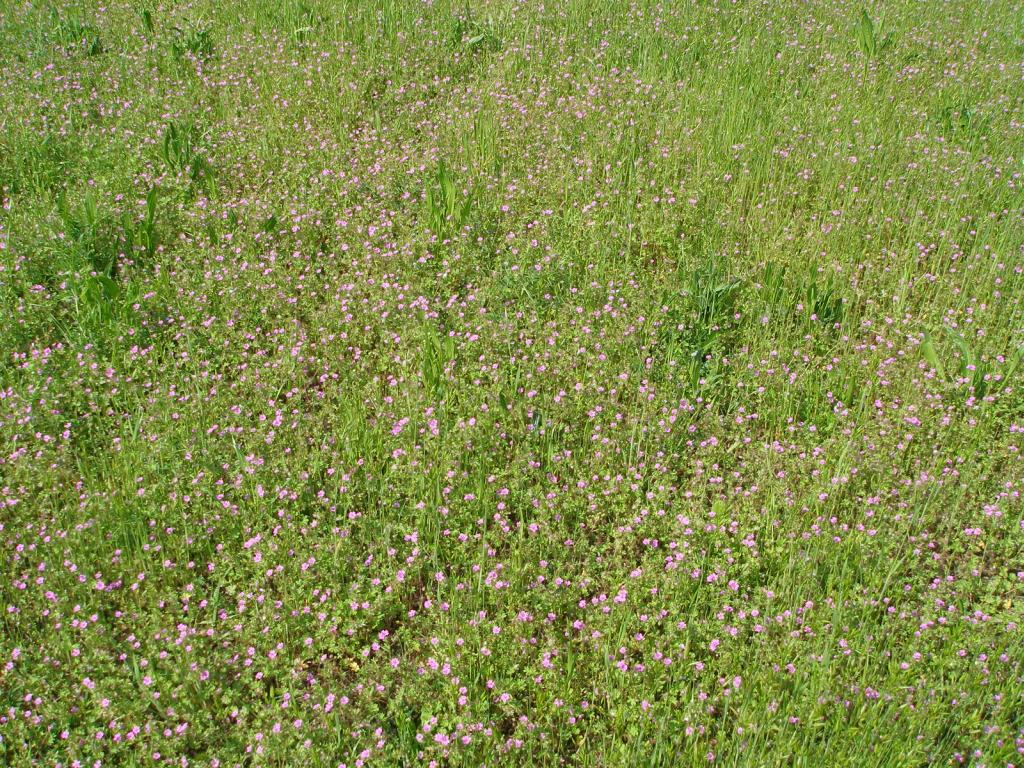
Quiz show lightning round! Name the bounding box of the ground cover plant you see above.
[1,0,1022,765]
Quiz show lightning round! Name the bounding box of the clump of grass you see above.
[658,260,744,393]
[59,191,118,280]
[257,0,324,44]
[53,191,135,327]
[421,327,456,400]
[933,99,991,144]
[380,0,402,45]
[425,159,474,239]
[73,268,121,323]
[853,9,893,64]
[161,121,215,194]
[921,329,1022,402]
[0,132,73,196]
[467,110,502,175]
[121,186,159,263]
[801,269,846,328]
[287,0,321,43]
[50,10,105,55]
[139,8,155,35]
[448,7,503,52]
[171,19,214,61]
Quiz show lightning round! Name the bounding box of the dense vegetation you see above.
[1,1,1022,765]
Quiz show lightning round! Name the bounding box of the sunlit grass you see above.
[0,1,1022,766]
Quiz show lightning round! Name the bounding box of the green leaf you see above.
[145,186,158,223]
[1005,346,1024,383]
[945,330,973,377]
[921,332,944,379]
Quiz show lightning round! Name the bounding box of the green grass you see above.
[1,1,1022,766]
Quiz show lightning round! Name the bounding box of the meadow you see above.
[1,0,1022,765]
